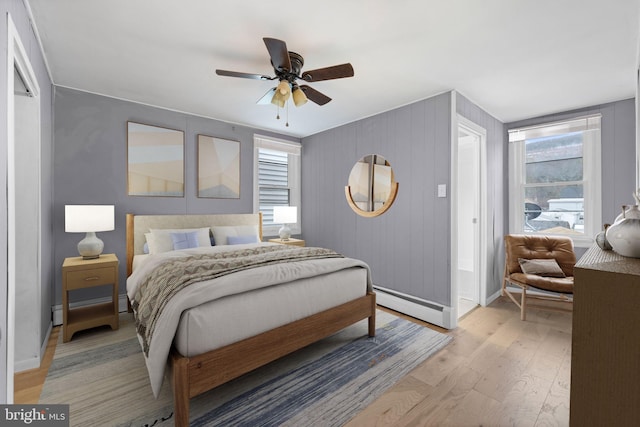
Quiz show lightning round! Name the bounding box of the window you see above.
[253,135,301,236]
[508,115,601,247]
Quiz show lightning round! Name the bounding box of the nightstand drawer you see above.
[66,267,116,290]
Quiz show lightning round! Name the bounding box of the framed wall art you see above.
[127,121,184,197]
[197,134,240,198]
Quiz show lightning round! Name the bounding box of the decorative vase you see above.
[595,224,612,250]
[614,204,640,222]
[606,206,640,258]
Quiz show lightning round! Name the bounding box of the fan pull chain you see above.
[286,102,289,127]
[276,105,280,120]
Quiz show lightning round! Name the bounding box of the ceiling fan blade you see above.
[216,69,273,80]
[256,87,276,105]
[300,85,331,106]
[263,37,292,72]
[302,63,354,82]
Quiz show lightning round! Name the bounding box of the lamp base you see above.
[77,232,104,259]
[278,225,292,240]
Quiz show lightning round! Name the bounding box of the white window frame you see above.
[253,134,301,237]
[508,114,602,248]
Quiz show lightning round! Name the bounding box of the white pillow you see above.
[211,225,260,245]
[146,227,211,254]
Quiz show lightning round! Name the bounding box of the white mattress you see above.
[174,267,367,357]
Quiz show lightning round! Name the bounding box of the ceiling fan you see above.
[215,37,354,109]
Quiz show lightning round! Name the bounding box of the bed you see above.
[125,213,376,426]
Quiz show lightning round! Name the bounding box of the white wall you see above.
[1,0,54,402]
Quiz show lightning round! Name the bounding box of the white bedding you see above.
[126,242,372,397]
[174,267,367,356]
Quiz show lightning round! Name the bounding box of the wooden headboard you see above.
[125,212,263,276]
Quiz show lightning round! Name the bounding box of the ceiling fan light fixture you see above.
[276,80,290,96]
[292,86,308,107]
[271,80,290,107]
[271,90,286,108]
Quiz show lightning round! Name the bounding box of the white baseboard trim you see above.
[374,286,453,329]
[53,294,129,326]
[486,289,502,305]
[14,322,51,373]
[14,355,39,373]
[40,321,51,365]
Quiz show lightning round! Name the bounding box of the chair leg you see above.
[521,287,527,321]
[501,264,508,297]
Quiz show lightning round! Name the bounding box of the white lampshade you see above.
[273,206,297,224]
[65,205,115,259]
[65,205,114,232]
[273,206,297,241]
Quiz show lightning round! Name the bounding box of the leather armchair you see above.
[502,234,576,320]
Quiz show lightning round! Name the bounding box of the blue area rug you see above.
[40,310,451,426]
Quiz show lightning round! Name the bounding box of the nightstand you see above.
[268,238,305,247]
[62,254,119,342]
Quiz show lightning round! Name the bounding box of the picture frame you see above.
[127,121,185,197]
[197,134,240,199]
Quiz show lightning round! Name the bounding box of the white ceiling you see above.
[28,0,640,138]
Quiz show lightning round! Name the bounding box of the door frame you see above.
[4,12,42,403]
[450,113,487,327]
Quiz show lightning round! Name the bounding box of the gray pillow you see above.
[518,258,566,278]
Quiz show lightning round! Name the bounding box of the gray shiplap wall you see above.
[302,92,456,306]
[51,90,635,324]
[53,87,299,306]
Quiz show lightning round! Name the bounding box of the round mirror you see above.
[345,154,399,217]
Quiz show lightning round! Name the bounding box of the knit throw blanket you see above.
[131,245,343,356]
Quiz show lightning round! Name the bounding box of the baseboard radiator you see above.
[373,285,453,329]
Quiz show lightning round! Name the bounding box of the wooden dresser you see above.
[570,245,640,426]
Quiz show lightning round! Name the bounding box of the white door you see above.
[13,65,42,372]
[455,117,486,319]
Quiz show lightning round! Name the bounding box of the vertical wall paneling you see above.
[52,87,299,311]
[50,90,635,333]
[302,92,455,312]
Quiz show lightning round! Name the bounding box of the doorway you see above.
[454,116,486,319]
[3,14,42,403]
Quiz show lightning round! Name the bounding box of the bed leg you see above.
[368,313,376,337]
[172,353,190,427]
[368,293,376,337]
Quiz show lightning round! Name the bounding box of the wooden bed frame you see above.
[125,213,376,427]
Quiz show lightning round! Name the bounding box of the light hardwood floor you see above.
[15,297,572,426]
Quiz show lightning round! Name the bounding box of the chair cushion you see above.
[505,235,576,277]
[518,258,566,277]
[508,272,574,294]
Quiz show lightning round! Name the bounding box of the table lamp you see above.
[65,205,115,259]
[273,206,297,240]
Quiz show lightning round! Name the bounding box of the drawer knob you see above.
[84,276,100,281]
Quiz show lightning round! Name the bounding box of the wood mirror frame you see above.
[345,154,399,218]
